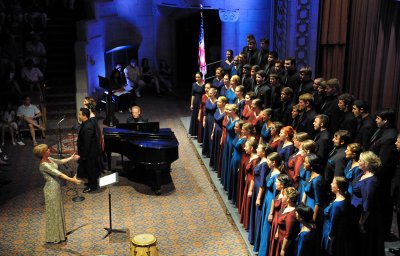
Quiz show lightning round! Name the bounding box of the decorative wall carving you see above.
[219,9,239,22]
[295,0,310,67]
[274,0,287,58]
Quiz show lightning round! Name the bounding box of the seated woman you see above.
[1,103,19,146]
[110,69,131,112]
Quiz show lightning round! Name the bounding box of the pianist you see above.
[126,106,148,123]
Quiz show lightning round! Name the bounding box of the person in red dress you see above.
[197,83,211,143]
[268,122,284,152]
[240,138,260,230]
[268,173,292,256]
[287,132,309,187]
[271,187,300,256]
[237,123,255,210]
[242,91,257,121]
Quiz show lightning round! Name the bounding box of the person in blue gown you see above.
[212,67,224,93]
[221,49,234,75]
[188,72,205,137]
[255,152,284,255]
[259,108,273,145]
[297,140,317,204]
[295,203,315,256]
[301,153,325,255]
[235,85,246,119]
[352,151,384,256]
[221,104,239,190]
[209,96,226,171]
[219,74,230,97]
[201,88,217,157]
[225,75,239,104]
[248,144,270,245]
[227,121,246,203]
[344,143,362,195]
[322,177,352,256]
[277,125,295,166]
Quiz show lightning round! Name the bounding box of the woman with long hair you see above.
[202,87,217,157]
[259,108,273,145]
[287,132,309,188]
[33,144,81,243]
[240,138,260,230]
[188,72,205,137]
[256,152,285,255]
[268,122,284,152]
[322,177,352,256]
[210,96,227,172]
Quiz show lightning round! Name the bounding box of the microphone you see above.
[57,115,66,126]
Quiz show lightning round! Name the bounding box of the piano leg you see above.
[152,168,162,195]
[106,151,112,171]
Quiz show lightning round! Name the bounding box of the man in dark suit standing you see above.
[313,114,332,166]
[368,108,398,240]
[77,108,100,193]
[352,100,376,150]
[297,93,317,138]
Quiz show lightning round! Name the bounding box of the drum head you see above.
[132,233,157,246]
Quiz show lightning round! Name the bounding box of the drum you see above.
[130,233,158,256]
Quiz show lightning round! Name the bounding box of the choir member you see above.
[201,87,217,157]
[268,122,283,152]
[197,82,210,143]
[188,72,205,137]
[287,132,309,188]
[277,126,295,166]
[210,96,227,172]
[295,204,315,256]
[344,143,362,195]
[259,108,273,145]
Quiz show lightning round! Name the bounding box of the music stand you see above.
[99,76,119,127]
[99,172,126,239]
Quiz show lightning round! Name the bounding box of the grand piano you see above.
[103,122,179,194]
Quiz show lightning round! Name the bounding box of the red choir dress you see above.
[240,157,259,230]
[269,138,281,152]
[287,153,305,188]
[217,115,229,178]
[197,94,208,143]
[268,198,284,256]
[242,104,252,122]
[273,208,300,256]
[236,151,250,210]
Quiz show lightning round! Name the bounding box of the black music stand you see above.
[99,76,119,127]
[99,172,126,239]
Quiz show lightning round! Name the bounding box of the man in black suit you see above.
[293,66,314,103]
[313,114,332,166]
[337,93,357,139]
[126,106,148,123]
[368,108,398,240]
[325,130,350,183]
[352,100,376,150]
[297,93,317,138]
[275,86,293,125]
[77,108,100,193]
[320,78,341,135]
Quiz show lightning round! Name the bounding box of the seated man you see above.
[126,106,148,123]
[16,96,45,145]
[20,59,43,94]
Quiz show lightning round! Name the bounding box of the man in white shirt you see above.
[21,59,43,94]
[124,59,145,97]
[17,96,45,145]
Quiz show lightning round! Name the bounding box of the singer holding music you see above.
[33,144,81,244]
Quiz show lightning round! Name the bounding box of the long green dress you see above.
[40,157,66,243]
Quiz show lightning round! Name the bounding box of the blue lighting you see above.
[105,45,134,54]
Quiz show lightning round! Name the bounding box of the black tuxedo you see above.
[254,82,271,108]
[368,124,398,238]
[297,109,317,138]
[293,79,313,103]
[275,99,293,125]
[354,115,376,150]
[314,129,332,165]
[77,119,100,189]
[324,146,347,184]
[338,111,358,139]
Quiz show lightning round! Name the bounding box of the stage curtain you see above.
[318,0,350,84]
[345,0,400,127]
[319,0,400,127]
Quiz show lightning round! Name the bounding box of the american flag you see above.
[198,11,206,80]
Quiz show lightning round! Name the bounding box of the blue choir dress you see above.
[201,99,217,157]
[260,122,271,145]
[344,161,361,195]
[321,199,352,256]
[209,109,224,170]
[277,143,295,167]
[248,161,268,244]
[255,171,279,255]
[227,136,246,203]
[225,88,236,104]
[221,118,238,189]
[188,82,204,136]
[296,229,315,256]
